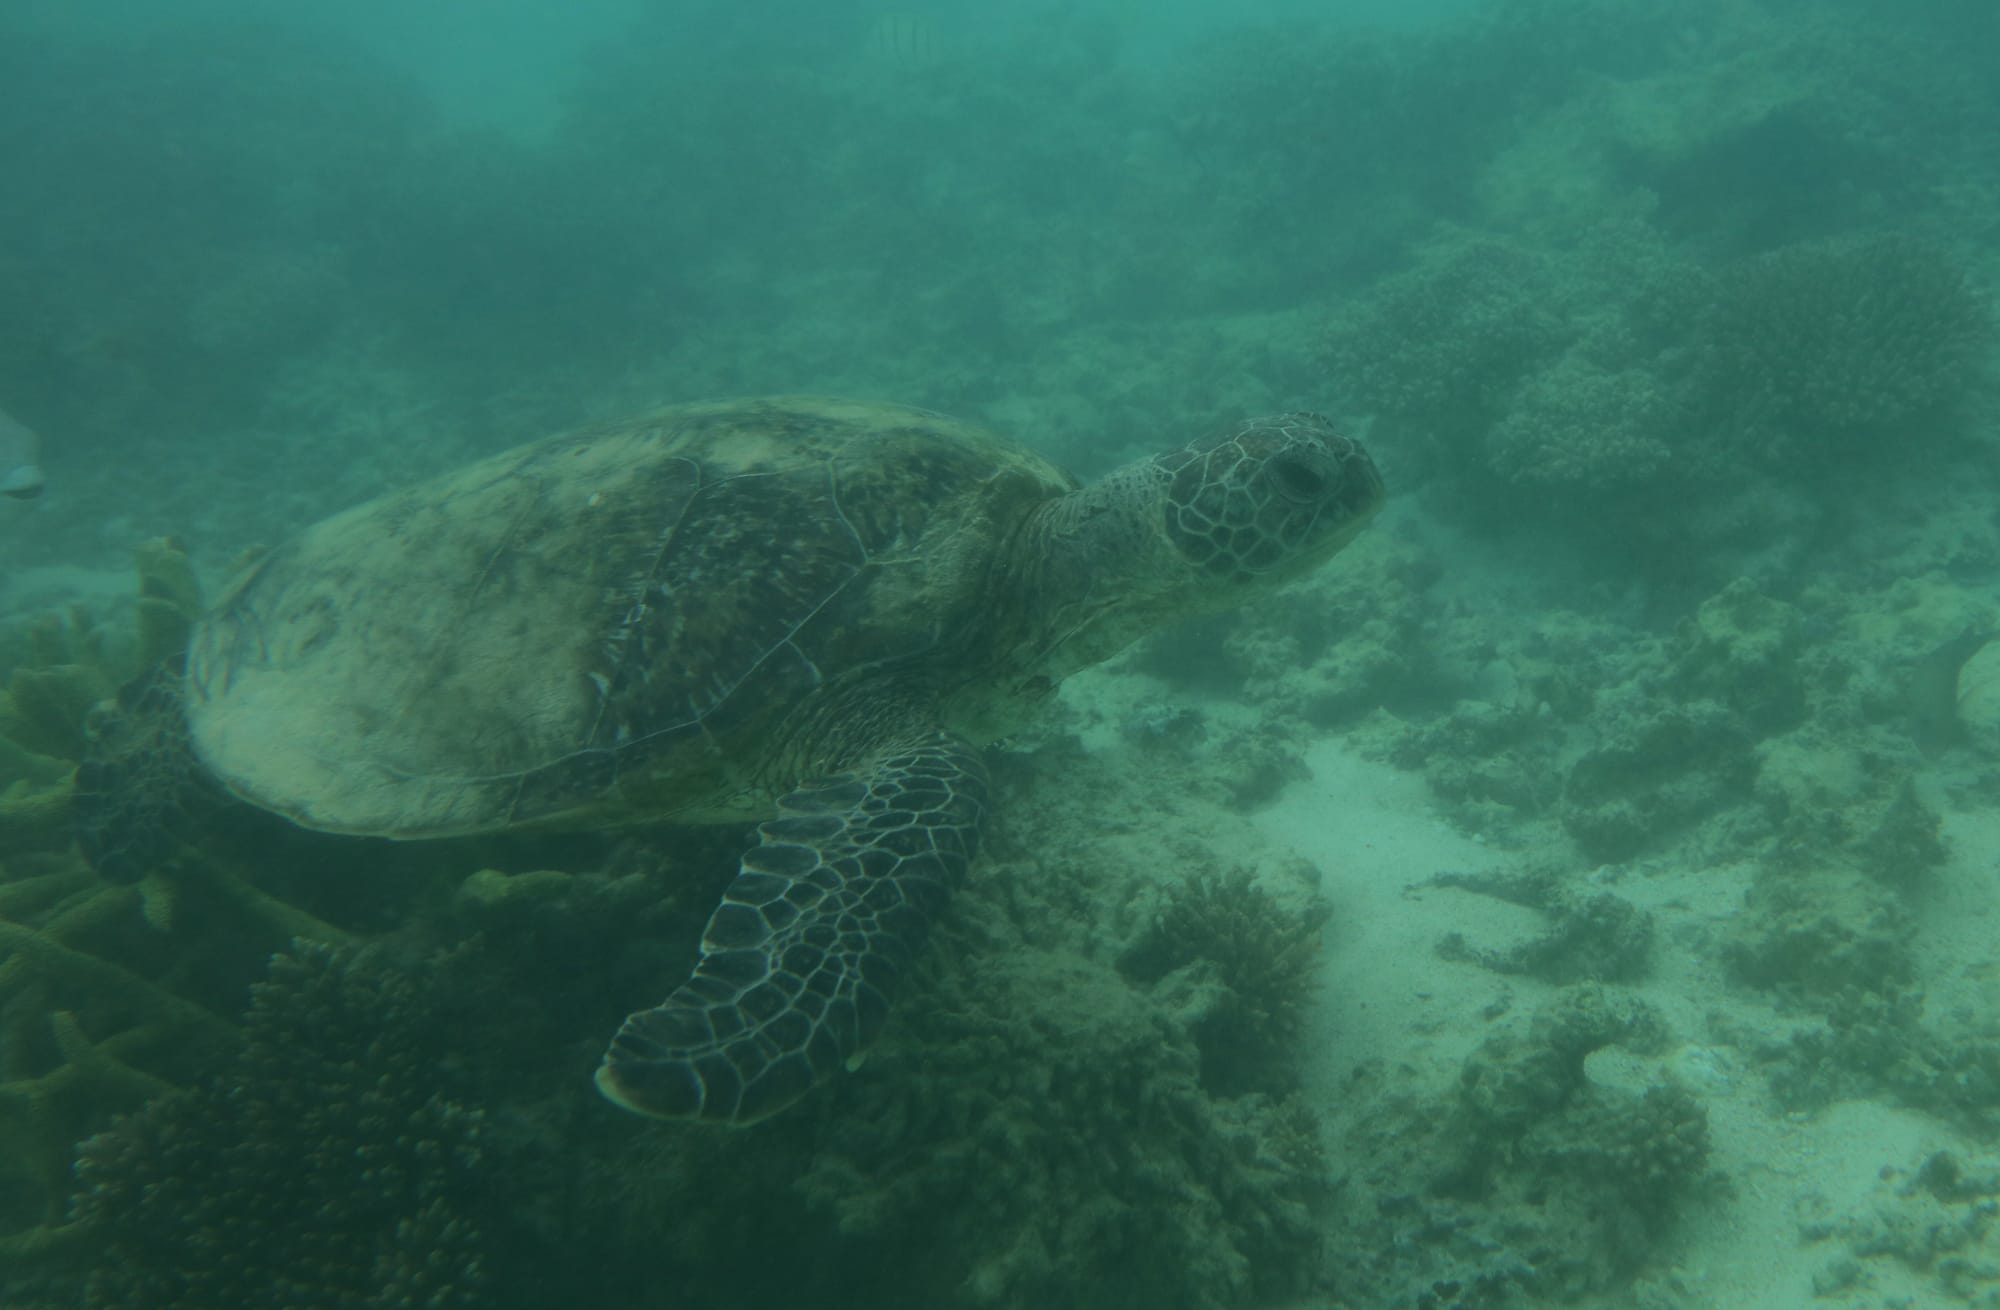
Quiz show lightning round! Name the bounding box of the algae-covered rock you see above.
[1766,990,2000,1138]
[1560,700,1754,861]
[1724,868,1913,996]
[1802,1151,2000,1306]
[1669,578,1804,732]
[1430,867,1653,984]
[1324,989,1701,1305]
[1755,731,1946,889]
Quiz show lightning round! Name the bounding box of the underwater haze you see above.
[3,1,2000,1307]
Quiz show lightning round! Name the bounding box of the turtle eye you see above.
[1269,453,1327,504]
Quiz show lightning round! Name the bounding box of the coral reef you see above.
[1429,867,1654,984]
[1688,237,1992,465]
[1389,697,1564,833]
[1323,989,1703,1307]
[1485,350,1676,496]
[1762,989,2000,1139]
[70,942,496,1309]
[1668,579,1806,733]
[2,537,202,855]
[1119,864,1329,1096]
[799,946,1328,1310]
[1802,1151,2000,1304]
[1325,236,1574,479]
[1725,869,1914,998]
[1559,700,1755,862]
[0,539,359,1262]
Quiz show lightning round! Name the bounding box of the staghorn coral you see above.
[0,850,353,1254]
[70,942,495,1310]
[2,537,202,854]
[0,537,354,1263]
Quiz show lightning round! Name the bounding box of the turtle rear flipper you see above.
[75,661,225,882]
[596,731,987,1123]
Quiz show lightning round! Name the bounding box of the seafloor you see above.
[4,2,2000,1308]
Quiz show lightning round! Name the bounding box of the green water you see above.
[2,1,1997,1307]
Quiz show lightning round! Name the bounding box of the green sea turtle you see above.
[77,396,1383,1123]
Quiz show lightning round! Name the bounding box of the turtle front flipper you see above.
[596,731,988,1124]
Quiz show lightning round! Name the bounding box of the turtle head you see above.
[1153,412,1383,591]
[1011,412,1381,692]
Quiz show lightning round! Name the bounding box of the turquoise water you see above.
[2,2,1998,1307]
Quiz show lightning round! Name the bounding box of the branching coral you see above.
[1690,236,1992,461]
[1120,865,1328,1096]
[0,537,352,1264]
[1326,237,1574,470]
[2,536,201,856]
[1485,351,1676,495]
[0,854,331,1249]
[799,947,1328,1310]
[70,942,495,1309]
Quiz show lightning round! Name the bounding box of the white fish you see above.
[0,404,44,500]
